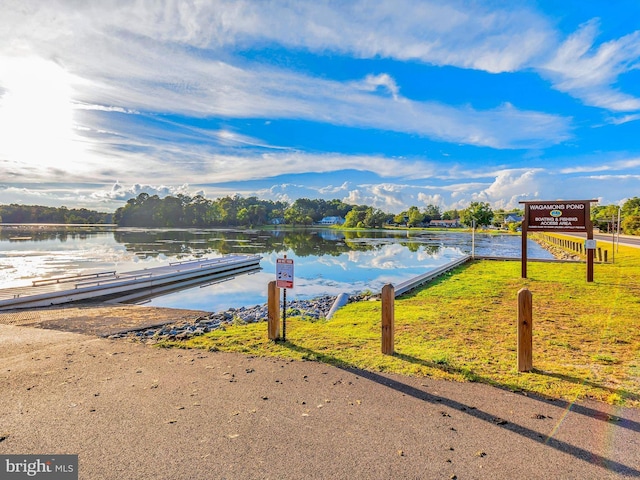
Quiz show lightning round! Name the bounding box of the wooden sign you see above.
[526,201,588,232]
[520,200,597,282]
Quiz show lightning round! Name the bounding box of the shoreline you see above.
[112,237,565,343]
[109,293,376,342]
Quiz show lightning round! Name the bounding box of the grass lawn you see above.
[164,234,640,408]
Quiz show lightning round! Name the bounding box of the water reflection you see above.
[0,225,553,311]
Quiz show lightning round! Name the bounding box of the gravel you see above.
[109,292,375,342]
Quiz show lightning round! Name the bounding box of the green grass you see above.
[162,234,640,407]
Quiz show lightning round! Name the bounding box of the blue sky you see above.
[1,0,639,213]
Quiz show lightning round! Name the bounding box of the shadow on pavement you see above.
[285,341,640,478]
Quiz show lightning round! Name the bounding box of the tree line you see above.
[114,194,501,229]
[0,204,112,224]
[592,197,640,235]
[1,195,639,234]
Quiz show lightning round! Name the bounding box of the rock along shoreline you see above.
[109,293,375,343]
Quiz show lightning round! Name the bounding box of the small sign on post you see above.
[276,257,294,289]
[276,257,294,341]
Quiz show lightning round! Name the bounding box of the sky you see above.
[1,1,640,214]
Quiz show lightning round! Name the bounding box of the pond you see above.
[0,225,554,312]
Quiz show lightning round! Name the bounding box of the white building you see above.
[318,216,345,225]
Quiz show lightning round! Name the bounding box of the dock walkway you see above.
[0,255,261,310]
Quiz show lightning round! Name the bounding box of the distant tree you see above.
[0,203,109,224]
[343,206,368,228]
[324,199,353,218]
[342,206,391,228]
[622,215,640,235]
[218,195,242,226]
[422,204,442,223]
[406,206,424,227]
[622,197,640,217]
[364,208,392,228]
[442,209,460,220]
[592,204,621,233]
[392,212,406,225]
[460,202,493,227]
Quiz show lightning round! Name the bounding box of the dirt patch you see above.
[0,303,209,337]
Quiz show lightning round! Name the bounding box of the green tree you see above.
[422,204,442,223]
[460,202,493,227]
[405,206,423,227]
[343,206,368,228]
[363,207,392,228]
[592,204,620,233]
[622,215,640,235]
[622,197,640,217]
[442,209,459,220]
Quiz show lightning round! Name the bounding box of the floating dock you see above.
[0,255,262,310]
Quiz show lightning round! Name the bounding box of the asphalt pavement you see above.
[1,305,639,480]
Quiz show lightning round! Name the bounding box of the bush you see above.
[622,215,640,235]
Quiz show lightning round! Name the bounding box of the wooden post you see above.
[521,205,528,279]
[381,284,395,355]
[604,250,608,263]
[586,209,595,282]
[267,280,280,340]
[517,288,533,372]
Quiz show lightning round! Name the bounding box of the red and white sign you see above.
[276,258,294,289]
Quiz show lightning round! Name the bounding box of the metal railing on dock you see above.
[394,255,471,297]
[32,271,117,287]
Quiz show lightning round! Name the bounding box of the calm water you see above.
[0,225,553,312]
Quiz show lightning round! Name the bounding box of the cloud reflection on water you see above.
[0,226,553,311]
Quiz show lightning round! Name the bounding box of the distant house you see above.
[504,214,523,224]
[270,217,285,225]
[429,219,460,228]
[318,216,345,225]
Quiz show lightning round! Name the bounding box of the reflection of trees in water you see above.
[112,228,443,258]
[400,242,442,254]
[2,226,444,258]
[0,225,111,243]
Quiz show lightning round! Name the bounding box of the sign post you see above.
[276,256,294,341]
[520,200,597,282]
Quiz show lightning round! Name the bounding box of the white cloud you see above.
[9,0,548,73]
[90,182,194,203]
[369,184,406,209]
[472,169,542,205]
[585,174,640,180]
[560,156,640,174]
[318,182,351,195]
[0,1,571,153]
[355,74,400,99]
[607,113,640,125]
[417,193,445,207]
[0,1,638,212]
[541,19,640,112]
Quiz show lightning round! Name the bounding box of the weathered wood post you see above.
[517,288,533,372]
[381,284,395,355]
[267,280,280,340]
